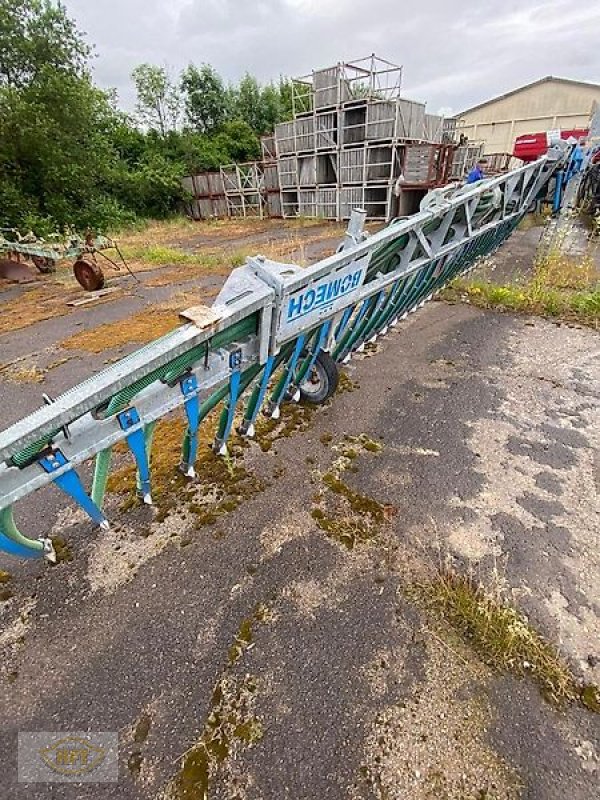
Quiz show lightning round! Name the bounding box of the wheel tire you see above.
[299,351,339,405]
[73,259,105,291]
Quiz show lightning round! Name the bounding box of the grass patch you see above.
[121,244,226,275]
[444,222,600,327]
[61,308,181,352]
[446,279,600,327]
[417,569,599,711]
[60,291,205,352]
[122,243,200,266]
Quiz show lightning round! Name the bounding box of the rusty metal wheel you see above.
[73,259,105,291]
[32,255,56,274]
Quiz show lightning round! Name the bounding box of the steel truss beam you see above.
[0,149,565,559]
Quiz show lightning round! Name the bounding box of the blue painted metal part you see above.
[298,321,332,383]
[335,305,355,339]
[117,408,152,503]
[39,449,109,528]
[219,369,242,451]
[270,334,306,414]
[242,354,276,435]
[553,169,564,213]
[0,531,44,558]
[0,531,43,559]
[180,374,200,477]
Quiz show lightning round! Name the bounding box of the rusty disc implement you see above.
[0,257,36,283]
[73,259,105,291]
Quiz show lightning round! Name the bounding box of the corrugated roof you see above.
[456,76,600,117]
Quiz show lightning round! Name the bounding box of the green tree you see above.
[214,120,261,163]
[181,63,227,134]
[131,63,181,136]
[261,83,282,133]
[278,76,295,119]
[0,2,185,231]
[232,73,264,133]
[0,0,88,89]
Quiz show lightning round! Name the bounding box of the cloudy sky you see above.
[63,0,600,116]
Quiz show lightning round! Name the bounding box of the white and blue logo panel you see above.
[278,254,370,339]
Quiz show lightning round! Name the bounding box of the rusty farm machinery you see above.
[0,144,576,562]
[0,229,136,291]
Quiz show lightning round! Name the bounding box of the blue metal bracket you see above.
[294,321,331,394]
[0,530,46,559]
[269,334,306,418]
[117,408,152,504]
[240,354,276,438]
[39,449,109,529]
[179,374,200,478]
[214,355,243,455]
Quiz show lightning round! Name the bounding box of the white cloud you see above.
[63,0,600,115]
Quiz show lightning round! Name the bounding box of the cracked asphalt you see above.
[0,223,598,799]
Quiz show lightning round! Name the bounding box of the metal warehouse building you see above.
[457,76,600,155]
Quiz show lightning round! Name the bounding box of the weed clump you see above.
[254,402,314,453]
[337,371,360,394]
[418,570,599,710]
[228,604,269,666]
[50,535,73,564]
[443,220,600,327]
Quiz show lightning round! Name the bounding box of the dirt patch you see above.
[0,285,124,335]
[61,308,182,352]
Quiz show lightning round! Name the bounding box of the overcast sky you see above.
[63,0,600,117]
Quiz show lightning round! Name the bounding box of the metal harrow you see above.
[0,149,566,562]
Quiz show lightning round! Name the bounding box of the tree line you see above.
[0,1,296,235]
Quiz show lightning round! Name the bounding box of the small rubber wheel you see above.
[73,259,105,291]
[299,351,339,405]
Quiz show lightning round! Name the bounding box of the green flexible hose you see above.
[88,312,260,507]
[0,506,45,553]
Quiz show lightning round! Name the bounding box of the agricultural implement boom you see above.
[0,147,569,562]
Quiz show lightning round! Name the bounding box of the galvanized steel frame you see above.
[0,151,562,552]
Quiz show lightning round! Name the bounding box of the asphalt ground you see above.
[0,222,598,799]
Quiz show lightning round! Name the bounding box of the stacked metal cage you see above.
[273,55,455,221]
[182,55,485,222]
